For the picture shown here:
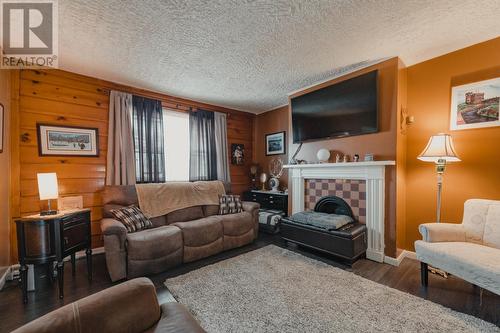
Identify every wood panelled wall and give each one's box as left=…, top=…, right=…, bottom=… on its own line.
left=10, top=69, right=254, bottom=262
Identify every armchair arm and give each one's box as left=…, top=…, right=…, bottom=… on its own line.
left=418, top=223, right=466, bottom=243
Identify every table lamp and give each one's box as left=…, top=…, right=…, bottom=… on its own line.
left=417, top=133, right=460, bottom=222
left=37, top=173, right=59, bottom=215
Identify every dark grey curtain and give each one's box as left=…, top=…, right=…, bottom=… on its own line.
left=189, top=110, right=217, bottom=181
left=132, top=96, right=165, bottom=183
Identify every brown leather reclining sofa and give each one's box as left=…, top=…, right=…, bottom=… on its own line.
left=101, top=185, right=259, bottom=282
left=12, top=278, right=206, bottom=333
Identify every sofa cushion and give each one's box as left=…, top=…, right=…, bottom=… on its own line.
left=103, top=185, right=138, bottom=217
left=148, top=303, right=206, bottom=333
left=220, top=211, right=253, bottom=236
left=167, top=206, right=204, bottom=224
left=150, top=215, right=167, bottom=228
left=110, top=206, right=152, bottom=233
left=203, top=205, right=220, bottom=217
left=127, top=225, right=182, bottom=260
left=484, top=204, right=500, bottom=250
left=173, top=216, right=223, bottom=247
left=415, top=240, right=500, bottom=295
left=462, top=199, right=491, bottom=244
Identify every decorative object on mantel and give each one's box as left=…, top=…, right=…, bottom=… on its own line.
left=450, top=77, right=500, bottom=131
left=259, top=172, right=268, bottom=191
left=37, top=173, right=59, bottom=215
left=353, top=154, right=360, bottom=162
left=231, top=143, right=244, bottom=165
left=249, top=164, right=259, bottom=189
left=342, top=155, right=349, bottom=163
left=0, top=103, right=3, bottom=153
left=289, top=142, right=305, bottom=164
left=335, top=154, right=341, bottom=163
left=268, top=157, right=284, bottom=192
left=364, top=153, right=374, bottom=161
left=418, top=133, right=461, bottom=223
left=37, top=123, right=99, bottom=157
left=316, top=149, right=330, bottom=163
left=265, top=131, right=286, bottom=156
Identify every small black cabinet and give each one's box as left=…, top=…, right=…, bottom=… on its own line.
left=243, top=190, right=288, bottom=213
left=16, top=209, right=92, bottom=303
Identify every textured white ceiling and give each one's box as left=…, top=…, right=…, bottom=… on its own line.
left=59, top=0, right=500, bottom=113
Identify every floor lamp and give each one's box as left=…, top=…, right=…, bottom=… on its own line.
left=417, top=133, right=460, bottom=223
left=417, top=133, right=461, bottom=223
left=418, top=134, right=460, bottom=277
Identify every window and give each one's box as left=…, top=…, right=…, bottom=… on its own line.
left=163, top=109, right=190, bottom=181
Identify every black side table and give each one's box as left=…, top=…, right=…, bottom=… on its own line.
left=16, top=209, right=92, bottom=303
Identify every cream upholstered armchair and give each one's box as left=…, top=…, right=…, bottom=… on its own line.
left=415, top=199, right=500, bottom=295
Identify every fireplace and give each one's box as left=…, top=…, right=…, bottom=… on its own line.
left=284, top=161, right=395, bottom=263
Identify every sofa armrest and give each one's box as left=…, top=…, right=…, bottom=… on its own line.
left=101, top=218, right=127, bottom=240
left=242, top=201, right=260, bottom=213
left=100, top=218, right=128, bottom=281
left=418, top=223, right=466, bottom=243
left=242, top=201, right=260, bottom=238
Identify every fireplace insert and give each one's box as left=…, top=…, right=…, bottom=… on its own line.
left=280, top=196, right=367, bottom=265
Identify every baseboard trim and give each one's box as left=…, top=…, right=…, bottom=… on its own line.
left=383, top=250, right=417, bottom=267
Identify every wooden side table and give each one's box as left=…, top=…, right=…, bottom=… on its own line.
left=16, top=209, right=92, bottom=303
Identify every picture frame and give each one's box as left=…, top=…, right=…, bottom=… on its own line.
left=265, top=131, right=286, bottom=156
left=0, top=103, right=3, bottom=153
left=231, top=143, right=245, bottom=165
left=450, top=77, right=500, bottom=131
left=37, top=123, right=99, bottom=157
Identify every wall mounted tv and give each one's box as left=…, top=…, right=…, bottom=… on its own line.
left=291, top=70, right=378, bottom=143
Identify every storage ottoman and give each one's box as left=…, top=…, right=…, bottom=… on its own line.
left=280, top=218, right=367, bottom=265
left=258, top=208, right=285, bottom=234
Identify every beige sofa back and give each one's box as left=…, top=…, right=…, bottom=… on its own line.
left=462, top=199, right=500, bottom=249
left=103, top=185, right=220, bottom=227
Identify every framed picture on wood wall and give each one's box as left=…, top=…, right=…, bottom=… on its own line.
left=0, top=103, right=3, bottom=153
left=231, top=143, right=244, bottom=165
left=450, top=77, right=500, bottom=130
left=265, top=131, right=286, bottom=156
left=37, top=124, right=99, bottom=157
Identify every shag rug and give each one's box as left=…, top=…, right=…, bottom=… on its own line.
left=165, top=245, right=499, bottom=332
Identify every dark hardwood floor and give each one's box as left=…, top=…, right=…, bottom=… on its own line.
left=1, top=232, right=499, bottom=332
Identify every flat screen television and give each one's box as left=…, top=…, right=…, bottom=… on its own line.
left=291, top=70, right=378, bottom=143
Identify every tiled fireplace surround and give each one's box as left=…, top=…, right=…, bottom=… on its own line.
left=285, top=161, right=395, bottom=263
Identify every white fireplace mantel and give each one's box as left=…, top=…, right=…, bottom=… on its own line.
left=284, top=161, right=395, bottom=263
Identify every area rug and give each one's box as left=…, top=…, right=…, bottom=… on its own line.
left=165, top=245, right=499, bottom=332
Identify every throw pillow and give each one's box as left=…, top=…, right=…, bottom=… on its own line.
left=219, top=195, right=243, bottom=215
left=110, top=205, right=153, bottom=233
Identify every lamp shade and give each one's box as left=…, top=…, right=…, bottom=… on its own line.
left=417, top=133, right=461, bottom=163
left=37, top=173, right=59, bottom=200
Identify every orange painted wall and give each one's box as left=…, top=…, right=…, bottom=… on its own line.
left=252, top=105, right=289, bottom=190
left=405, top=37, right=500, bottom=250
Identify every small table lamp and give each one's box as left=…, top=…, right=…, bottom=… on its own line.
left=37, top=173, right=59, bottom=216
left=418, top=133, right=460, bottom=222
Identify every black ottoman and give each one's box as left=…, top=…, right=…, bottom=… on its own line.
left=280, top=195, right=367, bottom=265
left=281, top=219, right=367, bottom=264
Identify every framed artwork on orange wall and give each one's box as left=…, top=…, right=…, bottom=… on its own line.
left=450, top=77, right=500, bottom=130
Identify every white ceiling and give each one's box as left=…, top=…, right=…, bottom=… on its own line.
left=59, top=0, right=500, bottom=114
